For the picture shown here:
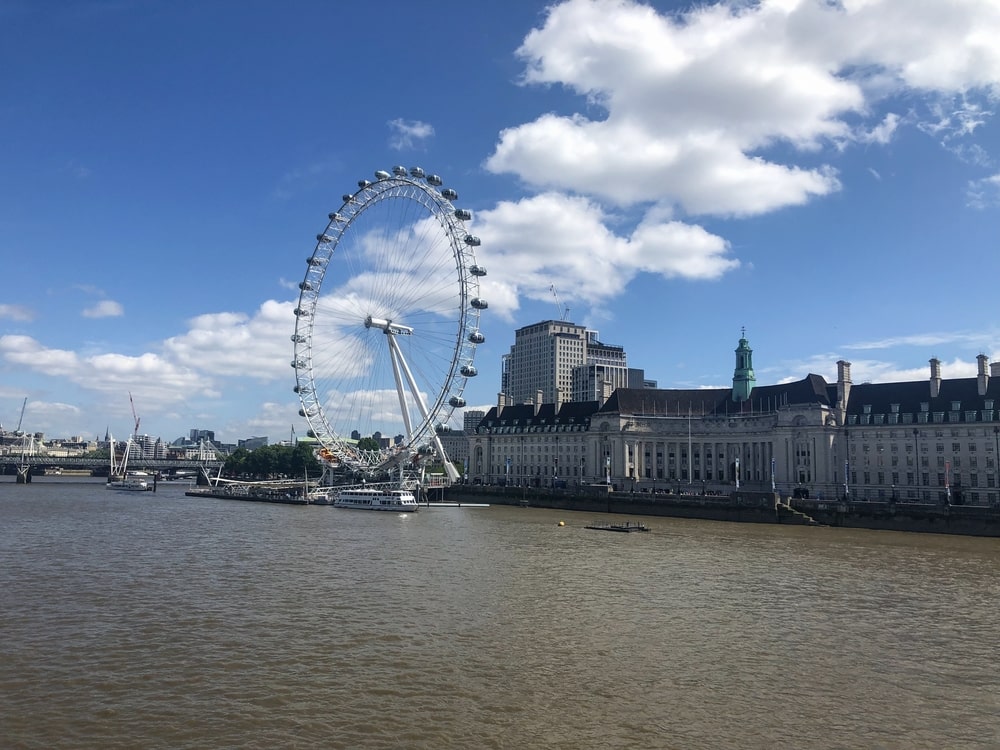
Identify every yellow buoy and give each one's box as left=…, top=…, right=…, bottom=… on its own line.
left=558, top=520, right=565, bottom=526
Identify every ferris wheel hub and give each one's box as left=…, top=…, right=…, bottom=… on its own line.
left=365, top=315, right=414, bottom=335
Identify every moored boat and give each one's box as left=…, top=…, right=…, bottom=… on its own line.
left=333, top=487, right=419, bottom=512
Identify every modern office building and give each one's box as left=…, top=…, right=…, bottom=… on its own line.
left=469, top=334, right=1000, bottom=506
left=463, top=410, right=485, bottom=433
left=502, top=320, right=589, bottom=406
left=501, top=320, right=647, bottom=406
left=238, top=436, right=268, bottom=450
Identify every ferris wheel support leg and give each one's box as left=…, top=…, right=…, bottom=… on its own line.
left=386, top=334, right=460, bottom=485
left=386, top=332, right=416, bottom=441
left=430, top=432, right=461, bottom=484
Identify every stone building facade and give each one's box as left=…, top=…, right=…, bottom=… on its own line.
left=468, top=336, right=1000, bottom=506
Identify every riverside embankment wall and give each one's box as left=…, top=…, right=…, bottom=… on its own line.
left=445, top=486, right=1000, bottom=537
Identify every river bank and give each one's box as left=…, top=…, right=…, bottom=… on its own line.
left=444, top=485, right=1000, bottom=537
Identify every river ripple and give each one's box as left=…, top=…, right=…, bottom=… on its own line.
left=1, top=478, right=998, bottom=749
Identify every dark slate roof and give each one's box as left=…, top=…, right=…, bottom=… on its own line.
left=598, top=374, right=833, bottom=416
left=477, top=400, right=602, bottom=428
left=845, top=376, right=1000, bottom=420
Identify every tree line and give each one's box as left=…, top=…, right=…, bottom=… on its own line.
left=223, top=443, right=322, bottom=479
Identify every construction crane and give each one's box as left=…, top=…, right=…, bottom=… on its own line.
left=13, top=397, right=27, bottom=436
left=129, top=392, right=140, bottom=437
left=549, top=284, right=570, bottom=321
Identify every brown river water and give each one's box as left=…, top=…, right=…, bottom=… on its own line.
left=1, top=478, right=998, bottom=749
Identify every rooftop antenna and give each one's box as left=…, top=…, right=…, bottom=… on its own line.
left=549, top=284, right=570, bottom=321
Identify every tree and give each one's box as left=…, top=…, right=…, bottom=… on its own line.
left=357, top=436, right=380, bottom=452
left=222, top=444, right=321, bottom=480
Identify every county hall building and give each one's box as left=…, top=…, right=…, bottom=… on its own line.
left=468, top=329, right=1000, bottom=506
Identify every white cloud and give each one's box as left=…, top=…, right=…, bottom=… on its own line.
left=162, top=299, right=295, bottom=380
left=487, top=0, right=1000, bottom=219
left=0, top=303, right=34, bottom=322
left=858, top=112, right=900, bottom=145
left=387, top=118, right=434, bottom=150
left=0, top=334, right=213, bottom=414
left=845, top=329, right=1000, bottom=352
left=967, top=173, right=1000, bottom=209
left=224, top=401, right=301, bottom=444
left=473, top=192, right=737, bottom=321
left=82, top=299, right=123, bottom=318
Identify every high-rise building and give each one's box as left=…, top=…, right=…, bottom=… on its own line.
left=502, top=320, right=644, bottom=406
left=503, top=320, right=589, bottom=406
left=570, top=331, right=646, bottom=402
left=463, top=410, right=485, bottom=432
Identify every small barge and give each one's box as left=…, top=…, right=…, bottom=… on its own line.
left=585, top=521, right=649, bottom=533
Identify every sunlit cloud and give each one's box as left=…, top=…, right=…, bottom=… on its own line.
left=387, top=118, right=434, bottom=150
left=967, top=173, right=1000, bottom=209
left=82, top=299, right=124, bottom=318
left=0, top=303, right=34, bottom=322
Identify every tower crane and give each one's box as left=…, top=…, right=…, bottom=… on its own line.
left=549, top=284, right=570, bottom=321
left=129, top=392, right=140, bottom=437
left=14, top=397, right=27, bottom=436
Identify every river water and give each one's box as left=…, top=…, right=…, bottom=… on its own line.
left=1, top=478, right=998, bottom=749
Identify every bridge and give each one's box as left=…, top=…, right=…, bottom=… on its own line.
left=0, top=455, right=224, bottom=479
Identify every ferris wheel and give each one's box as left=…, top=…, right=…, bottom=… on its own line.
left=292, top=166, right=487, bottom=482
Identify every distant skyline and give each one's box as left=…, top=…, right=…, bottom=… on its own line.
left=2, top=0, right=999, bottom=442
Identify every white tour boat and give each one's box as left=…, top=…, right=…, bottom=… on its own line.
left=333, top=487, right=420, bottom=512
left=107, top=470, right=152, bottom=492
left=106, top=429, right=153, bottom=492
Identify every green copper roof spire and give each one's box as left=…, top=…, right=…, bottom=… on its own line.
left=732, top=327, right=755, bottom=402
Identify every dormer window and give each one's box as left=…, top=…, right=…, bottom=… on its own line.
left=951, top=401, right=961, bottom=411
left=890, top=403, right=900, bottom=413
left=863, top=404, right=872, bottom=414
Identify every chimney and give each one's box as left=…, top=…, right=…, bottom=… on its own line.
left=929, top=358, right=942, bottom=399
left=836, top=360, right=852, bottom=415
left=977, top=354, right=989, bottom=396
left=534, top=389, right=543, bottom=416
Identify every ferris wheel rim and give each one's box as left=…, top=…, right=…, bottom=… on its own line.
left=291, top=167, right=485, bottom=476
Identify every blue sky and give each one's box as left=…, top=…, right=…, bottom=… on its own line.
left=2, top=0, right=999, bottom=444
